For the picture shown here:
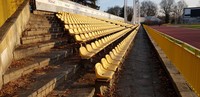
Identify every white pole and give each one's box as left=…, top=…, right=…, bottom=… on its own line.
left=132, top=0, right=136, bottom=24
left=138, top=1, right=140, bottom=24
left=124, top=0, right=127, bottom=22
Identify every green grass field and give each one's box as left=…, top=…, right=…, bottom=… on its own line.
left=181, top=25, right=200, bottom=29
left=165, top=24, right=200, bottom=29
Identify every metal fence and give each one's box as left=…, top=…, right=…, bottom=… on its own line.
left=0, top=0, right=24, bottom=27
left=144, top=25, right=200, bottom=96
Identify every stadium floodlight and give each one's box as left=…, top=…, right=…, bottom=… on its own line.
left=124, top=0, right=127, bottom=22
left=132, top=0, right=140, bottom=24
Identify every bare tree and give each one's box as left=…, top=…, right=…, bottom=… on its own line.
left=106, top=6, right=121, bottom=16
left=160, top=0, right=175, bottom=23
left=140, top=0, right=158, bottom=17
left=173, top=0, right=188, bottom=23
left=126, top=6, right=133, bottom=21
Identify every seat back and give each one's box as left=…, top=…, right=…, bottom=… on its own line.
left=105, top=54, right=113, bottom=64
left=75, top=35, right=82, bottom=41
left=79, top=46, right=88, bottom=55
left=91, top=42, right=98, bottom=50
left=86, top=44, right=94, bottom=53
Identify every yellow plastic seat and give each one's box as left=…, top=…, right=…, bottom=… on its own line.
left=69, top=25, right=73, bottom=28
left=101, top=58, right=117, bottom=71
left=75, top=35, right=82, bottom=42
left=115, top=47, right=126, bottom=56
left=95, top=41, right=101, bottom=47
left=105, top=55, right=120, bottom=65
left=79, top=47, right=93, bottom=59
left=117, top=44, right=126, bottom=51
left=80, top=34, right=86, bottom=41
left=69, top=28, right=79, bottom=35
left=77, top=28, right=82, bottom=34
left=79, top=28, right=85, bottom=33
left=68, top=29, right=75, bottom=34
left=91, top=42, right=98, bottom=50
left=95, top=63, right=114, bottom=80
left=98, top=40, right=104, bottom=47
left=85, top=28, right=89, bottom=32
left=112, top=49, right=123, bottom=57
left=102, top=38, right=107, bottom=44
left=65, top=25, right=70, bottom=29
left=91, top=32, right=96, bottom=38
left=103, top=36, right=107, bottom=41
left=94, top=32, right=98, bottom=37
left=88, top=33, right=93, bottom=38
left=109, top=52, right=121, bottom=61
left=86, top=44, right=96, bottom=53
left=85, top=33, right=90, bottom=40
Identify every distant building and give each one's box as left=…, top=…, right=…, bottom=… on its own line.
left=140, top=17, right=145, bottom=23
left=183, top=7, right=200, bottom=24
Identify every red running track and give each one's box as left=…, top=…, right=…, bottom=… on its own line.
left=151, top=26, right=200, bottom=49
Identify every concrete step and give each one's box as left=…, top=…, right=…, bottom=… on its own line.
left=21, top=32, right=65, bottom=44
left=0, top=55, right=81, bottom=97
left=28, top=15, right=60, bottom=26
left=48, top=71, right=96, bottom=97
left=29, top=17, right=60, bottom=24
left=23, top=28, right=64, bottom=36
left=28, top=20, right=60, bottom=25
left=28, top=27, right=63, bottom=32
left=29, top=14, right=57, bottom=22
left=14, top=38, right=68, bottom=60
left=26, top=23, right=63, bottom=29
left=3, top=50, right=71, bottom=85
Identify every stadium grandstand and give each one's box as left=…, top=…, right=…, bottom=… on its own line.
left=0, top=0, right=199, bottom=97
left=183, top=7, right=200, bottom=24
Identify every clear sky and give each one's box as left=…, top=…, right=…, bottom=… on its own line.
left=98, top=0, right=199, bottom=11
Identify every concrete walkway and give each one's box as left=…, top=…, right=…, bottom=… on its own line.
left=112, top=27, right=177, bottom=97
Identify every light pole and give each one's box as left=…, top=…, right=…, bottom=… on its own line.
left=132, top=0, right=140, bottom=24
left=133, top=0, right=136, bottom=24
left=124, top=0, right=127, bottom=22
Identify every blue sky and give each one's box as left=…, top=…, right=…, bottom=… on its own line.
left=98, top=0, right=199, bottom=11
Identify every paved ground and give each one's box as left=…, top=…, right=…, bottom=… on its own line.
left=151, top=25, right=200, bottom=49
left=111, top=27, right=178, bottom=97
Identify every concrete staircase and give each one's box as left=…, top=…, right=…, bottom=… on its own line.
left=0, top=12, right=82, bottom=97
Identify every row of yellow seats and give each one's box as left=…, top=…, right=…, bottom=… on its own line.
left=65, top=24, right=93, bottom=29
left=94, top=17, right=132, bottom=27
left=62, top=17, right=99, bottom=24
left=79, top=28, right=133, bottom=59
left=57, top=13, right=105, bottom=25
left=69, top=25, right=120, bottom=35
left=57, top=13, right=93, bottom=24
left=57, top=15, right=84, bottom=24
left=63, top=14, right=104, bottom=23
left=65, top=23, right=114, bottom=29
left=58, top=12, right=128, bottom=27
left=75, top=27, right=126, bottom=42
left=61, top=17, right=106, bottom=25
left=57, top=12, right=84, bottom=20
left=95, top=26, right=139, bottom=81
left=57, top=12, right=126, bottom=28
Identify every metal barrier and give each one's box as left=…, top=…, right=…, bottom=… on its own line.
left=144, top=25, right=200, bottom=96
left=0, top=0, right=24, bottom=27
